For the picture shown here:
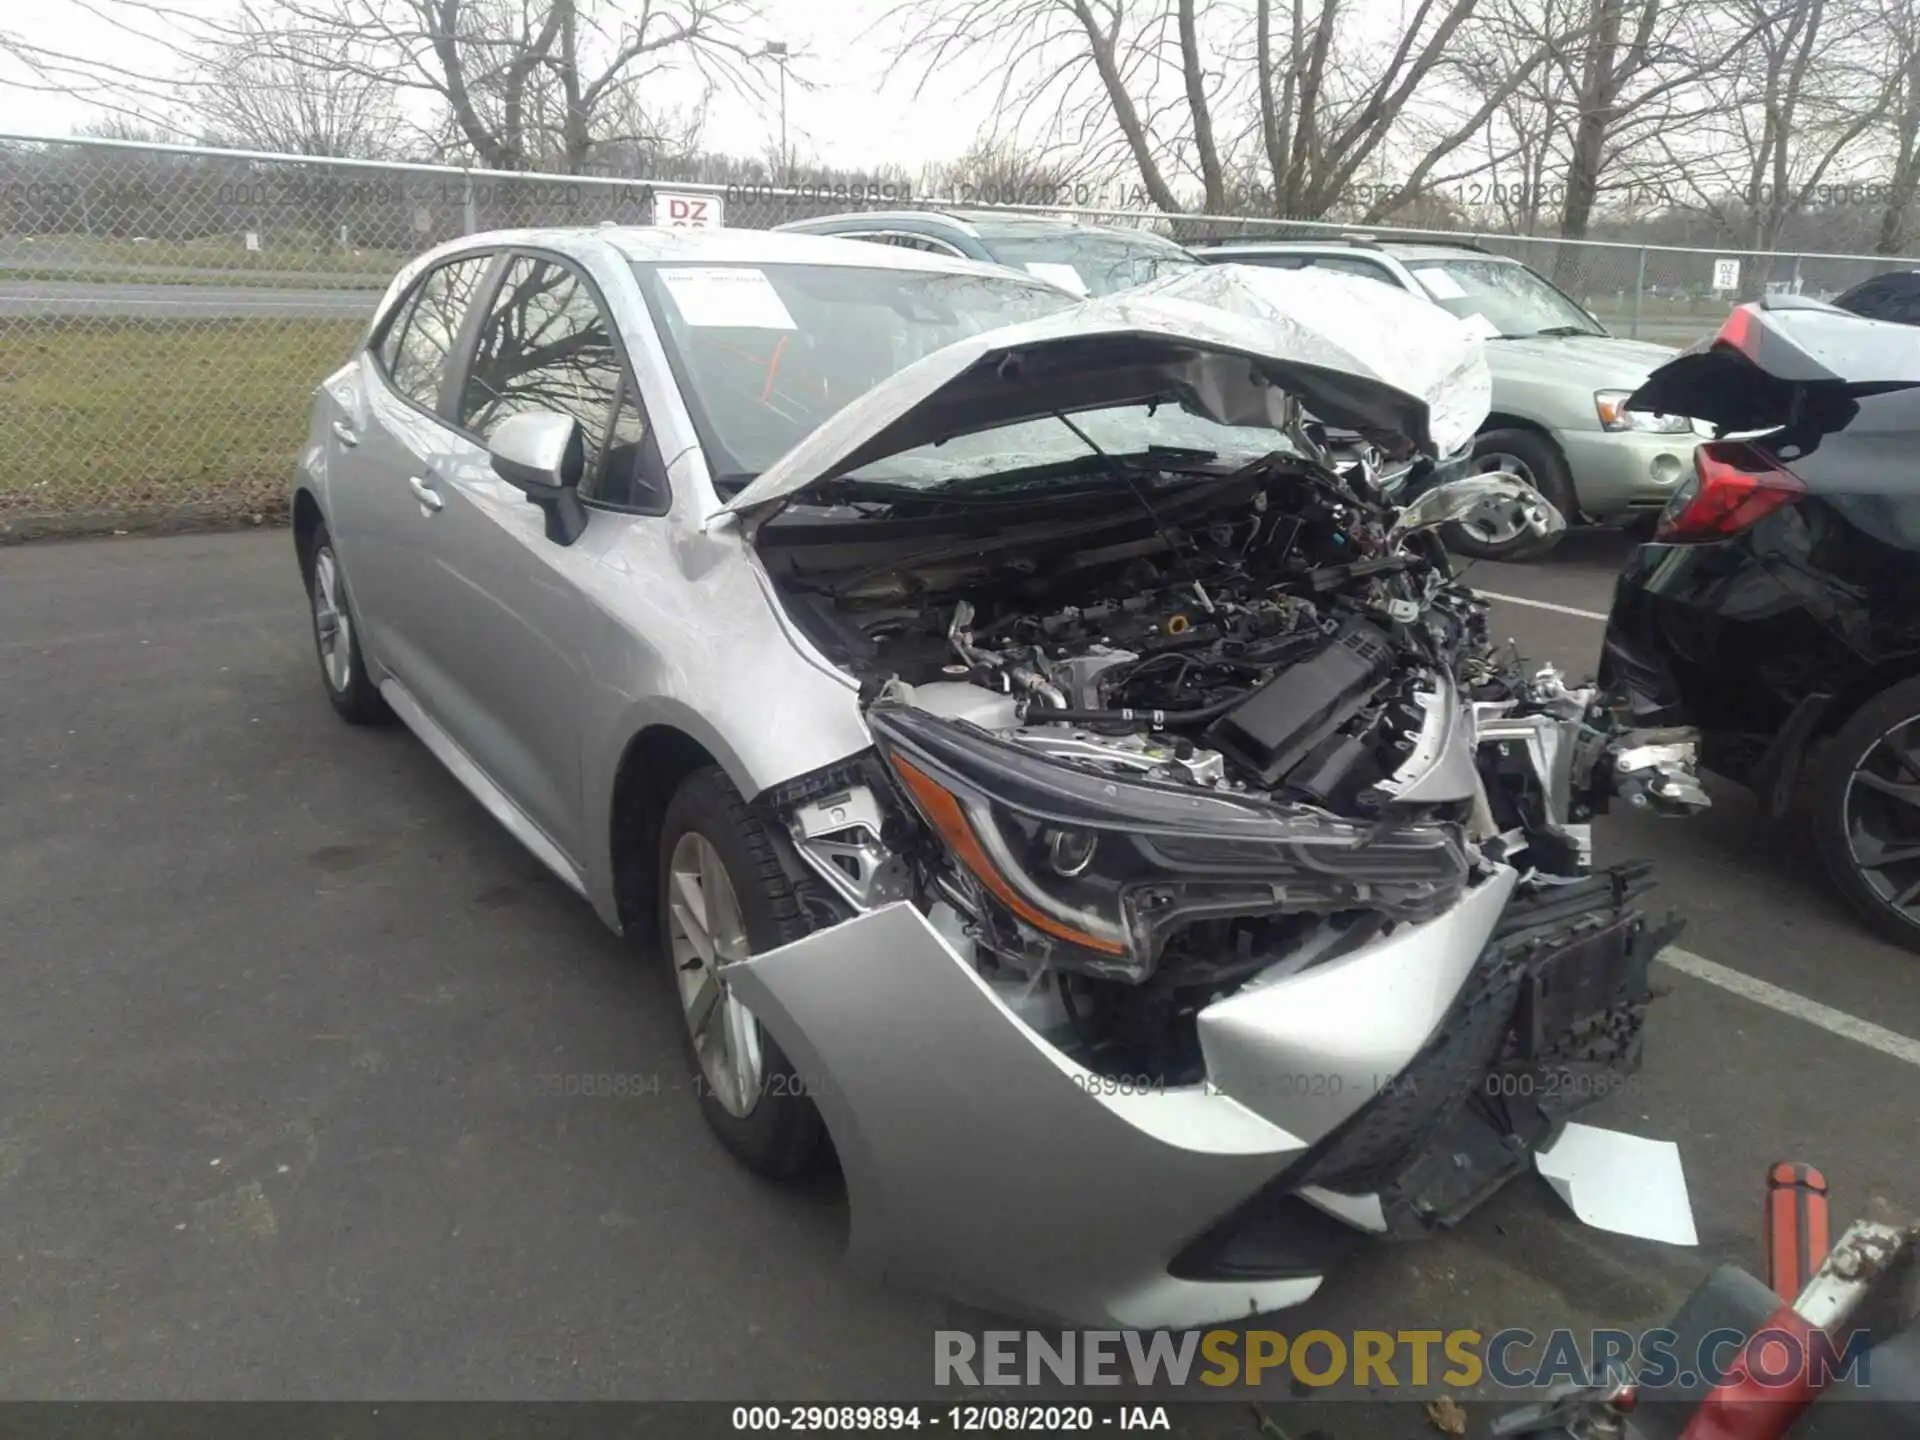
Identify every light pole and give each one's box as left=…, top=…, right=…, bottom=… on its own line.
left=760, top=40, right=789, bottom=185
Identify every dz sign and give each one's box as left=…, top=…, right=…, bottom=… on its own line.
left=1712, top=257, right=1741, bottom=292
left=654, top=191, right=724, bottom=229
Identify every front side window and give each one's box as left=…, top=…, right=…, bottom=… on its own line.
left=632, top=261, right=1075, bottom=486
left=383, top=253, right=493, bottom=410
left=459, top=255, right=665, bottom=508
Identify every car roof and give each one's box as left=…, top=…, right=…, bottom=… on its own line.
left=1196, top=238, right=1504, bottom=263
left=412, top=224, right=1015, bottom=276
left=776, top=209, right=1185, bottom=246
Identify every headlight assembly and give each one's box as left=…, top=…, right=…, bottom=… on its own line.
left=869, top=704, right=1471, bottom=984
left=1595, top=390, right=1693, bottom=434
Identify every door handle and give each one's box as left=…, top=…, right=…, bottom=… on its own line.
left=408, top=475, right=445, bottom=512
left=331, top=421, right=359, bottom=448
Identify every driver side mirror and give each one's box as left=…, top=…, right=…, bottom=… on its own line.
left=489, top=410, right=589, bottom=546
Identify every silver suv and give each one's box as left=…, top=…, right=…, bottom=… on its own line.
left=1194, top=237, right=1696, bottom=559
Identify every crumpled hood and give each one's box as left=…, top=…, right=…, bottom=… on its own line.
left=718, top=264, right=1492, bottom=517
left=1482, top=332, right=1676, bottom=388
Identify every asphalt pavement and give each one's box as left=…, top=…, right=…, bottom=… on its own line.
left=2, top=529, right=1916, bottom=1427
left=0, top=279, right=380, bottom=319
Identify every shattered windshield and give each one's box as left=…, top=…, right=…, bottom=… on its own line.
left=632, top=261, right=1077, bottom=483
left=1406, top=258, right=1603, bottom=338
left=983, top=230, right=1201, bottom=298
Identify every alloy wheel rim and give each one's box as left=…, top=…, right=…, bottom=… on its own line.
left=1842, top=715, right=1920, bottom=928
left=312, top=548, right=353, bottom=693
left=666, top=831, right=764, bottom=1118
left=1459, top=453, right=1539, bottom=546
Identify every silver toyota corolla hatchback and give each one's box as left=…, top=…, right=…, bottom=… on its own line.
left=294, top=228, right=1701, bottom=1327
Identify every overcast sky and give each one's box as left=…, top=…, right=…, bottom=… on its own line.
left=0, top=0, right=1004, bottom=173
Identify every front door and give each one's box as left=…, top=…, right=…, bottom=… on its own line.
left=398, top=252, right=664, bottom=870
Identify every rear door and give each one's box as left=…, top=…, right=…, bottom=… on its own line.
left=327, top=250, right=500, bottom=690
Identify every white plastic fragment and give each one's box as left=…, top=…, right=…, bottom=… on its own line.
left=1534, top=1121, right=1698, bottom=1246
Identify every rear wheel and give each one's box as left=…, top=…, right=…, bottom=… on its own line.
left=307, top=522, right=388, bottom=725
left=656, top=766, right=827, bottom=1178
left=1811, top=677, right=1920, bottom=954
left=1443, top=428, right=1577, bottom=562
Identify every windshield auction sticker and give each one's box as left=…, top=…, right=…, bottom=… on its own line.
left=658, top=267, right=797, bottom=330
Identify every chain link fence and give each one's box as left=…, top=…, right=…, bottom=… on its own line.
left=3, top=132, right=1914, bottom=538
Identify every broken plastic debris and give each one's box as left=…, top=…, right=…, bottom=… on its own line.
left=1425, top=1395, right=1468, bottom=1435
left=1534, top=1121, right=1698, bottom=1246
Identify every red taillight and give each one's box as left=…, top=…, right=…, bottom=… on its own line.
left=1654, top=442, right=1805, bottom=542
left=1717, top=302, right=1757, bottom=353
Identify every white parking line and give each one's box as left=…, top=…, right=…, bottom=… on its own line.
left=1660, top=946, right=1920, bottom=1068
left=1475, top=589, right=1609, bottom=622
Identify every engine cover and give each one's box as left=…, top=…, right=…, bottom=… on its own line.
left=1207, top=617, right=1395, bottom=785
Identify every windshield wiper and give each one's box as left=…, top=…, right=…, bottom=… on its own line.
left=1531, top=324, right=1602, bottom=337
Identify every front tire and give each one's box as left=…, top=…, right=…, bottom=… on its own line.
left=1443, top=428, right=1577, bottom=562
left=306, top=522, right=388, bottom=725
left=656, top=766, right=827, bottom=1178
left=1811, top=677, right=1920, bottom=954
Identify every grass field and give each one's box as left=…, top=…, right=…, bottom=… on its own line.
left=0, top=316, right=360, bottom=532
left=0, top=234, right=405, bottom=292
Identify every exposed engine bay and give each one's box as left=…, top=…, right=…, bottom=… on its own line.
left=684, top=270, right=1723, bottom=1320
left=750, top=440, right=1699, bottom=1092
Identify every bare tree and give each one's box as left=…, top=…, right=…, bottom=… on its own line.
left=2, top=0, right=766, bottom=174
left=199, top=13, right=403, bottom=156
left=1871, top=0, right=1920, bottom=253
left=1662, top=0, right=1891, bottom=258
left=1439, top=0, right=1767, bottom=240
left=887, top=0, right=1590, bottom=221
left=258, top=0, right=770, bottom=172
left=920, top=137, right=1088, bottom=201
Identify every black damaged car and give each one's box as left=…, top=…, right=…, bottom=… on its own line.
left=1600, top=294, right=1920, bottom=952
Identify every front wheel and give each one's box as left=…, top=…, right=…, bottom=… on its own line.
left=1442, top=429, right=1577, bottom=562
left=656, top=766, right=828, bottom=1178
left=1811, top=677, right=1920, bottom=954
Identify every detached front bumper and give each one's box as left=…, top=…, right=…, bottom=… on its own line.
left=724, top=860, right=1676, bottom=1328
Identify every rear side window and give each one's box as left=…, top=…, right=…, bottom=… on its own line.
left=460, top=255, right=667, bottom=511
left=380, top=254, right=494, bottom=410
left=1834, top=273, right=1920, bottom=325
